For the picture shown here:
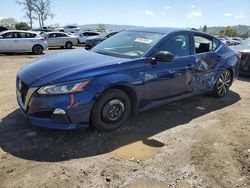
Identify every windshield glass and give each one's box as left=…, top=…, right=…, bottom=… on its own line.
left=242, top=38, right=250, bottom=46
left=92, top=31, right=164, bottom=58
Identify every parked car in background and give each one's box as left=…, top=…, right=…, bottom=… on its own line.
left=233, top=38, right=250, bottom=76
left=218, top=37, right=228, bottom=45
left=16, top=28, right=239, bottom=131
left=30, top=28, right=53, bottom=34
left=227, top=37, right=243, bottom=46
left=0, top=30, right=47, bottom=55
left=0, top=26, right=8, bottom=32
left=76, top=31, right=100, bottom=44
left=57, top=25, right=81, bottom=33
left=85, top=31, right=119, bottom=49
left=41, top=32, right=78, bottom=49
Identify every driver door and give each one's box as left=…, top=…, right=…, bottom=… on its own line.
left=145, top=33, right=195, bottom=100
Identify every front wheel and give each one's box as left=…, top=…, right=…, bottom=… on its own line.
left=91, top=89, right=131, bottom=131
left=213, top=69, right=232, bottom=98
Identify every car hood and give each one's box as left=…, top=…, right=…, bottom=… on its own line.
left=18, top=49, right=130, bottom=87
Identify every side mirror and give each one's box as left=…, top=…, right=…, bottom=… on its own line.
left=154, top=51, right=175, bottom=62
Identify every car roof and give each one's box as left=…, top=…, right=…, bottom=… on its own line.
left=45, top=32, right=68, bottom=34
left=0, top=30, right=38, bottom=35
left=127, top=27, right=207, bottom=35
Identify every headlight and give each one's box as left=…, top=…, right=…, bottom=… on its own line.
left=37, top=80, right=90, bottom=95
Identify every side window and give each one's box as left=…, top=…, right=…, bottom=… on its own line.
left=194, top=35, right=213, bottom=54
left=17, top=32, right=36, bottom=38
left=90, top=33, right=99, bottom=36
left=56, top=33, right=67, bottom=37
left=2, top=32, right=14, bottom=38
left=48, top=33, right=56, bottom=38
left=157, top=34, right=190, bottom=57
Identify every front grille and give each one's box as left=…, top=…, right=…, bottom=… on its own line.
left=21, top=82, right=29, bottom=103
left=17, top=77, right=29, bottom=104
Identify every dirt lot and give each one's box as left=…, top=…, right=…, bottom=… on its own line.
left=0, top=48, right=249, bottom=188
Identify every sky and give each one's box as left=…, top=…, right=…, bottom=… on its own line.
left=0, top=0, right=249, bottom=28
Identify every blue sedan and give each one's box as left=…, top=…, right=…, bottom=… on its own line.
left=16, top=28, right=240, bottom=131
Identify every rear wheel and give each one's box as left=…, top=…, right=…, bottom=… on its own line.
left=65, top=41, right=73, bottom=49
left=91, top=89, right=131, bottom=131
left=213, top=69, right=232, bottom=98
left=32, top=45, right=43, bottom=55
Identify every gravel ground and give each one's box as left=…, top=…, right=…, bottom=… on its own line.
left=0, top=48, right=249, bottom=188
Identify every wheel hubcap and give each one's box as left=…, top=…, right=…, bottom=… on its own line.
left=34, top=46, right=42, bottom=54
left=217, top=70, right=231, bottom=96
left=102, top=99, right=125, bottom=123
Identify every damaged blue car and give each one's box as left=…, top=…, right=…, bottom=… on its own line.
left=16, top=28, right=240, bottom=131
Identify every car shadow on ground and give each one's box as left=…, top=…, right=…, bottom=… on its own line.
left=238, top=75, right=250, bottom=82
left=0, top=91, right=241, bottom=162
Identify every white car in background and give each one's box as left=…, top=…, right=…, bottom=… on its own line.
left=0, top=30, right=48, bottom=55
left=57, top=25, right=81, bottom=33
left=76, top=31, right=100, bottom=44
left=42, top=32, right=78, bottom=49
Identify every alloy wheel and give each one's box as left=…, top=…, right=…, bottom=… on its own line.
left=216, top=70, right=231, bottom=96
left=33, top=45, right=43, bottom=55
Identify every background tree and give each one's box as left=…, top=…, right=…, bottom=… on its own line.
left=0, top=18, right=18, bottom=29
left=15, top=22, right=30, bottom=30
left=17, top=0, right=36, bottom=29
left=224, top=26, right=238, bottom=37
left=97, top=23, right=106, bottom=32
left=202, top=25, right=207, bottom=33
left=219, top=30, right=224, bottom=36
left=34, top=0, right=54, bottom=27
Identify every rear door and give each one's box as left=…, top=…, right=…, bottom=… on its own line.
left=191, top=33, right=221, bottom=91
left=46, top=33, right=57, bottom=47
left=145, top=32, right=195, bottom=100
left=56, top=33, right=68, bottom=46
left=14, top=32, right=36, bottom=51
left=0, top=32, right=16, bottom=51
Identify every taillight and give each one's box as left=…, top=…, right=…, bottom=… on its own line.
left=40, top=37, right=45, bottom=41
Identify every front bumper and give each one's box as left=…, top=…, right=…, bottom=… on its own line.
left=239, top=52, right=250, bottom=76
left=17, top=85, right=94, bottom=130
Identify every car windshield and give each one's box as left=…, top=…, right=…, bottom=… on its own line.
left=242, top=38, right=250, bottom=46
left=92, top=31, right=164, bottom=58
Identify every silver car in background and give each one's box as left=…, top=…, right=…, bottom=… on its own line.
left=0, top=30, right=48, bottom=55
left=42, top=32, right=78, bottom=49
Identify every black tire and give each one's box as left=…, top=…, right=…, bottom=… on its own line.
left=32, top=45, right=43, bottom=55
left=91, top=89, right=131, bottom=131
left=213, top=69, right=232, bottom=98
left=65, top=41, right=73, bottom=49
